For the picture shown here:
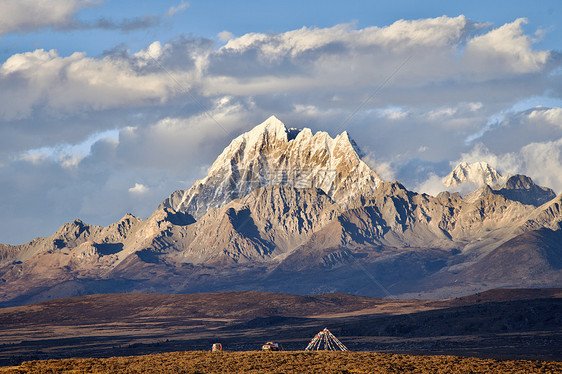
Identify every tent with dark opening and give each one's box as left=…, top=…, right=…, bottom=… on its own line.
left=305, top=328, right=348, bottom=351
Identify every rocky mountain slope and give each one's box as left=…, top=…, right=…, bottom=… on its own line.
left=1, top=116, right=561, bottom=306
left=493, top=174, right=556, bottom=207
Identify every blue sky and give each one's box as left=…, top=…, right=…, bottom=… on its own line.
left=1, top=0, right=562, bottom=244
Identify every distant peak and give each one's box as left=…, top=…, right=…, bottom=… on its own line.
left=443, top=161, right=503, bottom=188
left=503, top=174, right=535, bottom=189
left=456, top=161, right=491, bottom=171
left=494, top=174, right=556, bottom=206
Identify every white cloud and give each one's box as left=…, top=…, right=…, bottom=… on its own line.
left=528, top=107, right=562, bottom=127
left=377, top=106, right=408, bottom=120
left=166, top=1, right=189, bottom=17
left=129, top=183, right=149, bottom=195
left=363, top=153, right=396, bottom=182
left=520, top=138, right=562, bottom=193
left=0, top=0, right=89, bottom=36
left=112, top=96, right=256, bottom=175
left=468, top=102, right=484, bottom=111
left=415, top=173, right=447, bottom=196
left=465, top=98, right=562, bottom=145
left=427, top=102, right=482, bottom=121
left=17, top=150, right=48, bottom=165
left=427, top=107, right=457, bottom=120
left=133, top=41, right=165, bottom=62
left=218, top=31, right=234, bottom=42
left=221, top=16, right=472, bottom=56
left=464, top=18, right=550, bottom=74
left=14, top=129, right=119, bottom=168
left=202, top=16, right=553, bottom=103
left=0, top=48, right=181, bottom=119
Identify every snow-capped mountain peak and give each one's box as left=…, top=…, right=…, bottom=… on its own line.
left=242, top=115, right=291, bottom=142
left=443, top=161, right=504, bottom=188
left=160, top=116, right=382, bottom=219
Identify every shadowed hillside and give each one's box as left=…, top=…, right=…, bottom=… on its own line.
left=0, top=289, right=560, bottom=366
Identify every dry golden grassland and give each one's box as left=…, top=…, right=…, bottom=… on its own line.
left=1, top=351, right=561, bottom=374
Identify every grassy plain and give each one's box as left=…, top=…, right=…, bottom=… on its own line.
left=2, top=351, right=561, bottom=374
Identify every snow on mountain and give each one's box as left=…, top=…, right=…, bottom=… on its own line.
left=160, top=115, right=382, bottom=219
left=443, top=161, right=504, bottom=189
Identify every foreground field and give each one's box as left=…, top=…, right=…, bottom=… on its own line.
left=2, top=351, right=561, bottom=374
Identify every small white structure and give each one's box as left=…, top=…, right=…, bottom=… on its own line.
left=305, top=328, right=348, bottom=351
left=262, top=341, right=280, bottom=351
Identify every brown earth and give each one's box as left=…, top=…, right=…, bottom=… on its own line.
left=0, top=289, right=561, bottom=367
left=2, top=351, right=561, bottom=374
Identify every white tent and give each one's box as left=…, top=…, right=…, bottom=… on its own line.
left=305, top=328, right=348, bottom=351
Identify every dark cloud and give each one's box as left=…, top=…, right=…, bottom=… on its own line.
left=59, top=15, right=162, bottom=32
left=0, top=1, right=164, bottom=36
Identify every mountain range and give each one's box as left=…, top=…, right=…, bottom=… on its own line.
left=1, top=116, right=561, bottom=306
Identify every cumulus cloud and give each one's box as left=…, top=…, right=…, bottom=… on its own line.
left=464, top=18, right=550, bottom=74
left=220, top=16, right=472, bottom=56
left=0, top=37, right=211, bottom=120
left=415, top=173, right=448, bottom=196
left=0, top=16, right=554, bottom=124
left=528, top=107, right=562, bottom=127
left=0, top=49, right=170, bottom=119
left=205, top=16, right=551, bottom=98
left=520, top=138, right=562, bottom=193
